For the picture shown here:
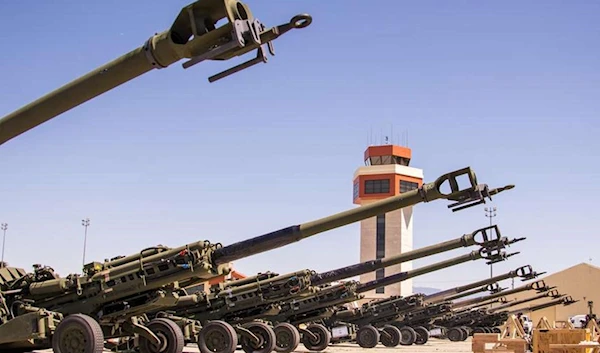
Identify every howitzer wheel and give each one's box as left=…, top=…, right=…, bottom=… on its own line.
left=198, top=321, right=238, bottom=353
left=51, top=314, right=104, bottom=353
left=398, top=326, right=417, bottom=346
left=273, top=323, right=300, bottom=353
left=301, top=324, right=331, bottom=351
left=458, top=327, right=469, bottom=341
left=356, top=325, right=379, bottom=348
left=239, top=322, right=276, bottom=353
left=472, top=327, right=486, bottom=334
left=413, top=326, right=429, bottom=345
left=491, top=327, right=501, bottom=334
left=446, top=327, right=463, bottom=342
left=139, top=318, right=184, bottom=353
left=379, top=325, right=401, bottom=347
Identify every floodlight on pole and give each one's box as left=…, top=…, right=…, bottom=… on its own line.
left=82, top=218, right=90, bottom=267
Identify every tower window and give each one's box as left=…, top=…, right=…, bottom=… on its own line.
left=353, top=180, right=359, bottom=200
left=365, top=179, right=390, bottom=194
left=399, top=180, right=419, bottom=193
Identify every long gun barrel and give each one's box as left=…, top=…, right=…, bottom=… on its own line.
left=508, top=296, right=577, bottom=315
left=0, top=0, right=312, bottom=146
left=425, top=265, right=542, bottom=303
left=310, top=224, right=522, bottom=286
left=452, top=280, right=550, bottom=309
left=442, top=283, right=503, bottom=302
left=213, top=167, right=514, bottom=265
left=355, top=248, right=514, bottom=294
left=490, top=290, right=563, bottom=312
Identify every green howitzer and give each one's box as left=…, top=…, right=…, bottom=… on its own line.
left=431, top=280, right=553, bottom=342
left=161, top=222, right=517, bottom=353
left=507, top=296, right=577, bottom=316
left=489, top=289, right=564, bottom=313
left=0, top=167, right=512, bottom=353
left=425, top=265, right=543, bottom=304
left=0, top=0, right=313, bottom=146
left=451, top=279, right=551, bottom=309
left=469, top=290, right=565, bottom=329
left=319, top=247, right=515, bottom=349
left=261, top=242, right=516, bottom=351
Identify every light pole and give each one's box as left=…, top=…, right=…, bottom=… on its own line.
left=82, top=218, right=90, bottom=267
left=484, top=207, right=497, bottom=278
left=1, top=223, right=7, bottom=267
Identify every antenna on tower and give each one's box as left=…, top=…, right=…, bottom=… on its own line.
left=385, top=136, right=389, bottom=144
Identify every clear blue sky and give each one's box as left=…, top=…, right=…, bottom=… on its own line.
left=0, top=0, right=598, bottom=291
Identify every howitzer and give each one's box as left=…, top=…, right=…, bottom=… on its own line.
left=0, top=167, right=513, bottom=353
left=166, top=223, right=517, bottom=353
left=452, top=279, right=551, bottom=309
left=432, top=283, right=555, bottom=342
left=508, top=296, right=578, bottom=316
left=425, top=265, right=542, bottom=303
left=490, top=289, right=563, bottom=313
left=0, top=0, right=313, bottom=146
left=313, top=246, right=515, bottom=349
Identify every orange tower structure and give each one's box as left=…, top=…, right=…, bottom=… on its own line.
left=353, top=144, right=424, bottom=299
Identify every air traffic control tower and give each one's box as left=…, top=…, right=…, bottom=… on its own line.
left=353, top=144, right=423, bottom=299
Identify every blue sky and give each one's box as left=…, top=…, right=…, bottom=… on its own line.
left=0, top=0, right=598, bottom=291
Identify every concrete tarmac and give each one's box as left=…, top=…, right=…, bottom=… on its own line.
left=32, top=338, right=473, bottom=353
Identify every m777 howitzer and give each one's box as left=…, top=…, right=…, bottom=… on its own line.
left=507, top=296, right=578, bottom=316
left=311, top=245, right=518, bottom=350
left=161, top=223, right=518, bottom=353
left=0, top=0, right=313, bottom=146
left=425, top=265, right=543, bottom=304
left=469, top=290, right=564, bottom=329
left=0, top=167, right=513, bottom=353
left=432, top=280, right=552, bottom=342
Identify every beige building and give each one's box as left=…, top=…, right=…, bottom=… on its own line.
left=353, top=145, right=423, bottom=300
left=504, top=263, right=600, bottom=323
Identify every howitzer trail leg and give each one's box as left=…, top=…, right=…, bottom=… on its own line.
left=301, top=324, right=330, bottom=352
left=138, top=318, right=184, bottom=353
left=413, top=326, right=429, bottom=345
left=356, top=325, right=379, bottom=348
left=51, top=314, right=104, bottom=353
left=273, top=323, right=300, bottom=353
left=198, top=321, right=237, bottom=353
left=379, top=325, right=401, bottom=347
left=239, top=322, right=276, bottom=353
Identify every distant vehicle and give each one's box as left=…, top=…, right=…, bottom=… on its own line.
left=521, top=315, right=533, bottom=334
left=570, top=314, right=588, bottom=328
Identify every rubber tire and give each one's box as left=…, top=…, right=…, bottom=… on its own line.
left=353, top=325, right=378, bottom=348
left=492, top=327, right=501, bottom=334
left=459, top=327, right=469, bottom=341
left=447, top=327, right=463, bottom=342
left=240, top=321, right=277, bottom=353
left=301, top=324, right=331, bottom=351
left=198, top=320, right=238, bottom=353
left=52, top=314, right=104, bottom=353
left=398, top=326, right=417, bottom=346
left=472, top=327, right=486, bottom=335
left=413, top=326, right=429, bottom=345
left=380, top=325, right=401, bottom=347
left=274, top=323, right=300, bottom=353
left=138, top=318, right=185, bottom=353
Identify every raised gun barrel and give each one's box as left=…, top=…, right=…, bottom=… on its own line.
left=442, top=283, right=503, bottom=302
left=452, top=279, right=550, bottom=309
left=213, top=167, right=514, bottom=265
left=355, top=248, right=514, bottom=293
left=489, top=289, right=563, bottom=313
left=425, top=265, right=542, bottom=303
left=508, top=296, right=577, bottom=315
left=0, top=0, right=312, bottom=146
